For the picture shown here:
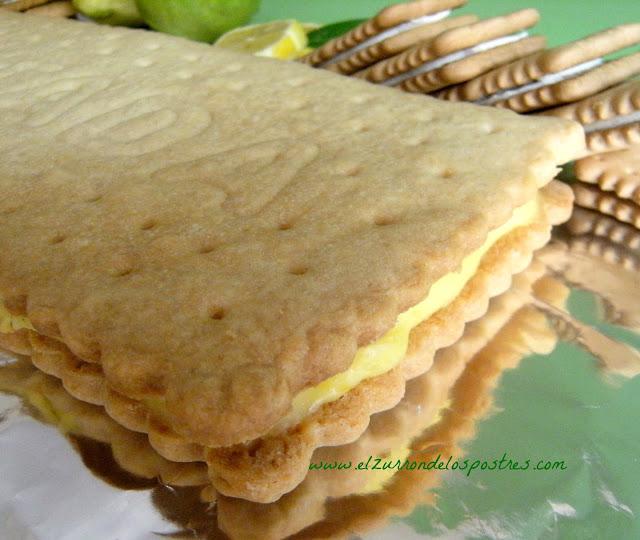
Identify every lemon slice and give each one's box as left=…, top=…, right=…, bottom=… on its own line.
left=302, top=22, right=321, bottom=33
left=214, top=20, right=308, bottom=60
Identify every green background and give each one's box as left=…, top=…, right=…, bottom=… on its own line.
left=253, top=1, right=640, bottom=539
left=255, top=0, right=639, bottom=46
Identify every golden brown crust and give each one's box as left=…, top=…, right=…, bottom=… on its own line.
left=437, top=26, right=640, bottom=105
left=575, top=147, right=640, bottom=204
left=0, top=11, right=583, bottom=450
left=540, top=81, right=640, bottom=151
left=587, top=123, right=640, bottom=154
left=541, top=80, right=640, bottom=124
left=357, top=10, right=539, bottom=84
left=398, top=35, right=545, bottom=94
left=551, top=53, right=640, bottom=104
left=299, top=0, right=466, bottom=68
left=330, top=14, right=478, bottom=75
left=431, top=9, right=538, bottom=57
left=541, top=24, right=640, bottom=72
left=375, top=0, right=465, bottom=29
left=494, top=54, right=640, bottom=112
left=437, top=50, right=541, bottom=102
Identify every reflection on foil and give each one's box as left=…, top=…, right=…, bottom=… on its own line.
left=69, top=435, right=157, bottom=491
left=0, top=228, right=639, bottom=539
left=545, top=228, right=640, bottom=332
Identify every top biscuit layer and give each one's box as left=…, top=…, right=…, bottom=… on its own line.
left=0, top=11, right=584, bottom=447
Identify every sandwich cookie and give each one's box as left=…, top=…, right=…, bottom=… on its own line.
left=438, top=25, right=640, bottom=112
left=299, top=0, right=466, bottom=74
left=574, top=146, right=640, bottom=205
left=355, top=9, right=543, bottom=94
left=0, top=10, right=584, bottom=503
left=541, top=80, right=640, bottom=154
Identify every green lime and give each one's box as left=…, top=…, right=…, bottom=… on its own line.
left=134, top=0, right=261, bottom=43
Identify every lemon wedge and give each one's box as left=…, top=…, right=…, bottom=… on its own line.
left=214, top=20, right=308, bottom=60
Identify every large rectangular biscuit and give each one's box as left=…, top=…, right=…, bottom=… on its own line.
left=0, top=9, right=583, bottom=462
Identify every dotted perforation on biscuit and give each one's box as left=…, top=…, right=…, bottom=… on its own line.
left=182, top=188, right=567, bottom=501
left=206, top=220, right=549, bottom=502
left=7, top=201, right=559, bottom=503
left=0, top=11, right=584, bottom=486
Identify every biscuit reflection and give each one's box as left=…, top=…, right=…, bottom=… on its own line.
left=540, top=222, right=640, bottom=378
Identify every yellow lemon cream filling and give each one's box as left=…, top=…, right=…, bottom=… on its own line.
left=0, top=196, right=538, bottom=432
left=277, top=195, right=539, bottom=429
